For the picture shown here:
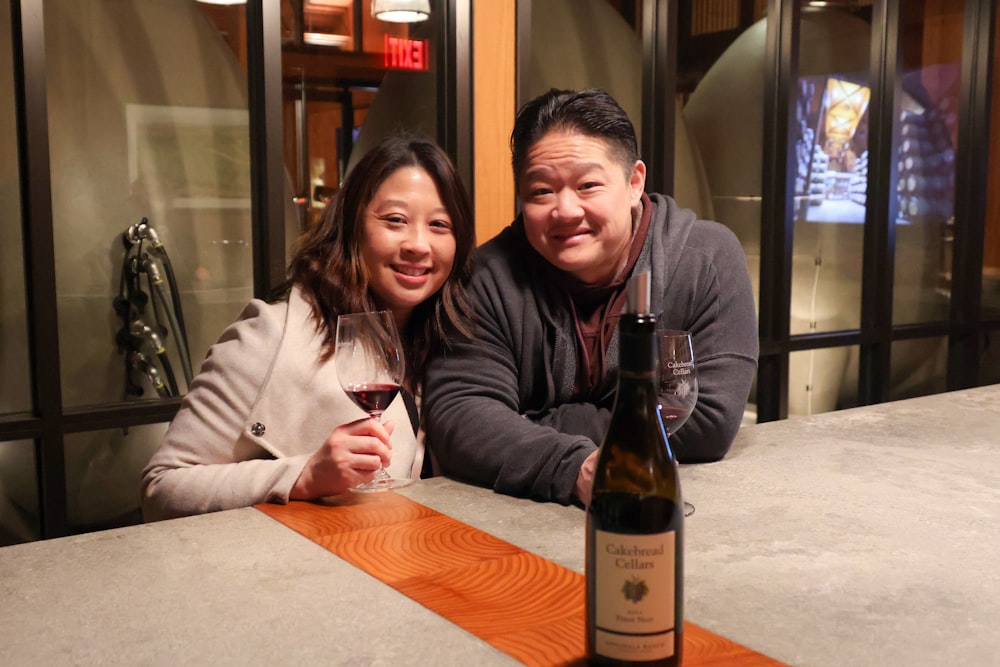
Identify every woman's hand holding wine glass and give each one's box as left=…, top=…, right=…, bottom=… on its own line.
left=335, top=310, right=414, bottom=493
left=290, top=417, right=395, bottom=499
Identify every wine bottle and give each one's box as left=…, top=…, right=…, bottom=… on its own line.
left=586, top=272, right=684, bottom=666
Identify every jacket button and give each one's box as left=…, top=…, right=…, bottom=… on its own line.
left=250, top=422, right=266, bottom=437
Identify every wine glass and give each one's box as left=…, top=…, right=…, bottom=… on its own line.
left=335, top=310, right=414, bottom=493
left=657, top=329, right=698, bottom=517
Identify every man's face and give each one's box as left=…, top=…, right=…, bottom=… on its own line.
left=517, top=129, right=646, bottom=285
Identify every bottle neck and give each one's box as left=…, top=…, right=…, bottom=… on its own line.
left=618, top=312, right=658, bottom=379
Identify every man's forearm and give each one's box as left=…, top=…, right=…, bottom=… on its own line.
left=525, top=401, right=612, bottom=444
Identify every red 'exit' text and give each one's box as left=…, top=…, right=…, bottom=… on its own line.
left=384, top=35, right=429, bottom=71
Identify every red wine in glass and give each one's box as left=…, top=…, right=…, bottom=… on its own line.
left=335, top=310, right=414, bottom=493
left=346, top=382, right=401, bottom=417
left=658, top=403, right=695, bottom=435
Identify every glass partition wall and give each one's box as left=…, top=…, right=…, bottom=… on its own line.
left=280, top=0, right=444, bottom=230
left=983, top=3, right=1000, bottom=383
left=517, top=0, right=997, bottom=422
left=715, top=0, right=996, bottom=418
left=1, top=0, right=37, bottom=544
left=2, top=0, right=466, bottom=543
left=4, top=0, right=997, bottom=543
left=4, top=0, right=261, bottom=542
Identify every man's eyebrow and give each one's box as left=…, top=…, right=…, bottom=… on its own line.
left=524, top=161, right=608, bottom=178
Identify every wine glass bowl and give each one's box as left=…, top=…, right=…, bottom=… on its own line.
left=656, top=330, right=699, bottom=436
left=335, top=310, right=414, bottom=493
left=657, top=329, right=698, bottom=518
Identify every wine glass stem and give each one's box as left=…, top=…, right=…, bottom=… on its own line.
left=371, top=411, right=391, bottom=481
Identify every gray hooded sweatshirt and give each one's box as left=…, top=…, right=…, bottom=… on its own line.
left=423, top=193, right=758, bottom=505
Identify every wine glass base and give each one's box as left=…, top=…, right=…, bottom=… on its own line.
left=349, top=476, right=416, bottom=494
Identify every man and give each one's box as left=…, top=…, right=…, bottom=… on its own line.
left=423, top=88, right=758, bottom=506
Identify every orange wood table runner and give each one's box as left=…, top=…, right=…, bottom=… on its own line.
left=256, top=494, right=785, bottom=666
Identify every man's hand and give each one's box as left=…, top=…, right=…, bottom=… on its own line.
left=573, top=450, right=599, bottom=506
left=291, top=417, right=394, bottom=499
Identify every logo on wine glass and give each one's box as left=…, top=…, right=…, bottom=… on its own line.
left=675, top=377, right=693, bottom=399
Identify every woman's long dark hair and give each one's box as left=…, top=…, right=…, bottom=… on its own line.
left=283, top=133, right=476, bottom=390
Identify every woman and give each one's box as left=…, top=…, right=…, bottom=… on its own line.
left=140, top=134, right=475, bottom=522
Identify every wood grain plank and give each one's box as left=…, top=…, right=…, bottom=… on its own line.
left=256, top=495, right=786, bottom=667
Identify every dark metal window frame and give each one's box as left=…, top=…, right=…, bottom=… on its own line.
left=4, top=0, right=470, bottom=540
left=3, top=0, right=995, bottom=539
left=516, top=0, right=998, bottom=422
left=757, top=0, right=998, bottom=421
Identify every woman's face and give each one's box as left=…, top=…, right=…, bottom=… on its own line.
left=361, top=166, right=457, bottom=327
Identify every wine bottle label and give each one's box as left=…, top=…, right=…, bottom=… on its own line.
left=593, top=529, right=676, bottom=661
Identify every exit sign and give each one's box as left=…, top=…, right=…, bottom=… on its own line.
left=384, top=35, right=429, bottom=71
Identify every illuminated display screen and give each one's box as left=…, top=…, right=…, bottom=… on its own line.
left=794, top=74, right=871, bottom=224
left=793, top=65, right=959, bottom=226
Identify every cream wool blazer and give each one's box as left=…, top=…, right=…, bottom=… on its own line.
left=140, top=285, right=420, bottom=522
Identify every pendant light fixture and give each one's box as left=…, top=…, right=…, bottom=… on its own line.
left=371, top=0, right=430, bottom=23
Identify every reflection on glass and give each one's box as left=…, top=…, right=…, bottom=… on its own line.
left=981, top=3, right=1000, bottom=319
left=684, top=8, right=874, bottom=341
left=64, top=423, right=167, bottom=532
left=683, top=18, right=768, bottom=317
left=0, top=440, right=39, bottom=546
left=43, top=0, right=258, bottom=408
left=889, top=337, right=947, bottom=402
left=680, top=8, right=767, bottom=423
left=282, top=0, right=437, bottom=229
left=893, top=1, right=963, bottom=326
left=978, top=331, right=1000, bottom=387
left=1, top=0, right=33, bottom=414
left=790, top=8, right=871, bottom=336
left=789, top=345, right=859, bottom=417
left=522, top=0, right=642, bottom=138
left=683, top=7, right=870, bottom=422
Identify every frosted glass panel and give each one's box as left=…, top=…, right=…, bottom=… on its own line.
left=789, top=345, right=859, bottom=417
left=890, top=337, right=947, bottom=401
left=0, top=440, right=39, bottom=546
left=892, top=1, right=962, bottom=326
left=979, top=330, right=1000, bottom=386
left=0, top=0, right=32, bottom=415
left=522, top=0, right=642, bottom=138
left=683, top=20, right=767, bottom=317
left=43, top=0, right=260, bottom=408
left=789, top=10, right=872, bottom=335
left=64, top=423, right=166, bottom=532
left=982, top=5, right=1000, bottom=319
left=282, top=0, right=441, bottom=229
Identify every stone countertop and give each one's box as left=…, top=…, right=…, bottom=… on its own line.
left=680, top=384, right=1000, bottom=667
left=0, top=496, right=520, bottom=666
left=401, top=383, right=1000, bottom=667
left=1, top=385, right=998, bottom=666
